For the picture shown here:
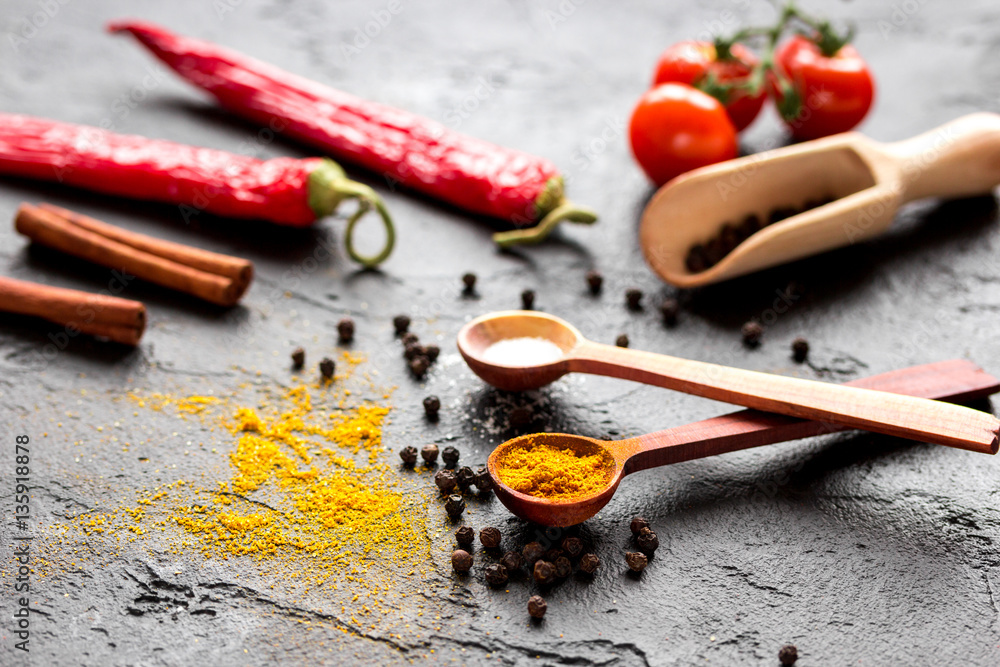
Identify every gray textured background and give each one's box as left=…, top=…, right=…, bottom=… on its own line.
left=2, top=1, right=1000, bottom=665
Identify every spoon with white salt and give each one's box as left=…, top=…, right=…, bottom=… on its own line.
left=456, top=311, right=1000, bottom=455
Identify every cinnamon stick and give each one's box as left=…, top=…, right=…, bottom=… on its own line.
left=0, top=275, right=145, bottom=345
left=15, top=203, right=253, bottom=307
left=39, top=203, right=253, bottom=292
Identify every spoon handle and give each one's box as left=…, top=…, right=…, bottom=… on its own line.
left=570, top=342, right=1000, bottom=454
left=883, top=112, right=1000, bottom=203
left=619, top=359, right=1000, bottom=474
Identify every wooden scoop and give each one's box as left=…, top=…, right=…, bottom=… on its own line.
left=640, top=112, right=1000, bottom=287
left=457, top=311, right=1000, bottom=453
left=486, top=359, right=1000, bottom=526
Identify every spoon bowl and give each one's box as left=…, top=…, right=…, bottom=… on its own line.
left=487, top=432, right=626, bottom=527
left=485, top=359, right=1000, bottom=526
left=458, top=310, right=581, bottom=391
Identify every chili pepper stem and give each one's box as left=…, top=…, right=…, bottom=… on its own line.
left=308, top=158, right=395, bottom=268
left=492, top=201, right=598, bottom=248
left=492, top=176, right=596, bottom=247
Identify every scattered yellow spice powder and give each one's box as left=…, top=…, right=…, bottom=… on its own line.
left=495, top=440, right=613, bottom=499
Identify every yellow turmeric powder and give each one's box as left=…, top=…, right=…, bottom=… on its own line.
left=75, top=351, right=437, bottom=620
left=495, top=439, right=613, bottom=500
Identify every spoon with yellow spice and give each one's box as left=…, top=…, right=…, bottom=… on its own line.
left=484, top=359, right=999, bottom=526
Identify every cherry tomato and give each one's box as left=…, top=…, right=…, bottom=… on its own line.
left=773, top=35, right=875, bottom=140
left=652, top=40, right=765, bottom=132
left=629, top=83, right=738, bottom=187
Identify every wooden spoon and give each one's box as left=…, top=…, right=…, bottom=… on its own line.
left=640, top=112, right=1000, bottom=288
left=485, top=359, right=1000, bottom=526
left=457, top=311, right=1000, bottom=453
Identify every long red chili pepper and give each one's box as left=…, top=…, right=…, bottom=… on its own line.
left=110, top=20, right=596, bottom=247
left=0, top=113, right=394, bottom=267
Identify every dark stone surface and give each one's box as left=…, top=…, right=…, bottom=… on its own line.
left=2, top=1, right=1000, bottom=665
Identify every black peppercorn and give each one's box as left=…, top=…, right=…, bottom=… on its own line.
left=630, top=516, right=650, bottom=535
left=462, top=272, right=477, bottom=292
left=659, top=298, right=679, bottom=326
left=739, top=213, right=762, bottom=238
left=561, top=537, right=583, bottom=558
left=615, top=334, right=629, bottom=348
left=522, top=542, right=545, bottom=566
left=423, top=395, right=441, bottom=420
left=473, top=467, right=493, bottom=492
left=399, top=446, right=418, bottom=466
left=527, top=595, right=547, bottom=619
left=554, top=556, right=572, bottom=578
left=533, top=560, right=555, bottom=585
left=625, top=288, right=643, bottom=311
left=578, top=553, right=600, bottom=575
left=421, top=444, right=439, bottom=464
left=769, top=207, right=797, bottom=225
left=778, top=644, right=798, bottom=665
left=484, top=563, right=508, bottom=587
left=520, top=289, right=535, bottom=310
left=337, top=318, right=355, bottom=343
left=441, top=446, right=460, bottom=467
left=404, top=342, right=423, bottom=360
left=393, top=314, right=411, bottom=335
left=636, top=527, right=659, bottom=555
left=479, top=527, right=502, bottom=549
left=401, top=332, right=419, bottom=347
left=509, top=406, right=532, bottom=428
left=542, top=549, right=563, bottom=563
left=456, top=466, right=475, bottom=490
left=686, top=244, right=708, bottom=274
left=434, top=469, right=457, bottom=493
left=500, top=551, right=523, bottom=572
left=444, top=494, right=466, bottom=518
left=741, top=321, right=763, bottom=347
left=409, top=355, right=430, bottom=378
left=451, top=549, right=473, bottom=573
left=319, top=357, right=335, bottom=381
left=455, top=526, right=475, bottom=547
left=291, top=347, right=305, bottom=369
left=585, top=269, right=603, bottom=294
left=625, top=551, right=648, bottom=573
left=705, top=237, right=726, bottom=266
left=792, top=337, right=809, bottom=362
left=720, top=223, right=741, bottom=252
left=424, top=344, right=440, bottom=363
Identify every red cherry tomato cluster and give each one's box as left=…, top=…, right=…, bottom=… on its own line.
left=629, top=5, right=875, bottom=186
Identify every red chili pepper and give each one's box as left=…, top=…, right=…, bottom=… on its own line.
left=0, top=113, right=394, bottom=266
left=110, top=20, right=596, bottom=246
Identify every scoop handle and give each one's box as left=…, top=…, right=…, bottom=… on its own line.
left=569, top=342, right=1000, bottom=454
left=619, top=359, right=1000, bottom=474
left=883, top=112, right=1000, bottom=203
